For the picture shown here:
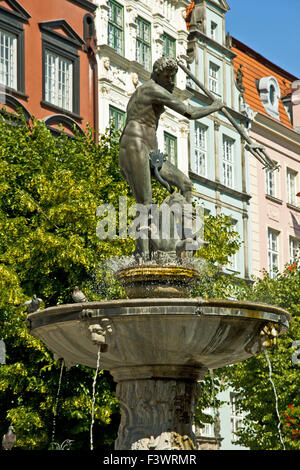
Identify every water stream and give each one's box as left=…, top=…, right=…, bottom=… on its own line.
left=50, top=359, right=64, bottom=447
left=209, top=369, right=217, bottom=433
left=264, top=350, right=286, bottom=450
left=90, top=346, right=101, bottom=451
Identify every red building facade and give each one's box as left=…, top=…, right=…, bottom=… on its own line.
left=0, top=0, right=97, bottom=137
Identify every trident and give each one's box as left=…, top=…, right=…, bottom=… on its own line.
left=176, top=58, right=279, bottom=172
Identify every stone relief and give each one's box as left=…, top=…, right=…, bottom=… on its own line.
left=115, top=379, right=199, bottom=450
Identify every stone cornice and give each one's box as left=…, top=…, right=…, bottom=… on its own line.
left=207, top=0, right=230, bottom=13
left=188, top=30, right=236, bottom=59
left=67, top=0, right=97, bottom=13
left=189, top=171, right=252, bottom=202
left=253, top=112, right=300, bottom=150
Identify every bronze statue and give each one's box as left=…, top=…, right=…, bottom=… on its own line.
left=119, top=56, right=224, bottom=258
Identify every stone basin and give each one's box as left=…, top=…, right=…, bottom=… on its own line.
left=27, top=297, right=289, bottom=450
left=27, top=297, right=289, bottom=373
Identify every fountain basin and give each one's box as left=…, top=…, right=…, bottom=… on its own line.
left=27, top=297, right=289, bottom=375
left=115, top=264, right=201, bottom=298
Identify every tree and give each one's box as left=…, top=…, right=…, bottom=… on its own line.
left=0, top=114, right=134, bottom=449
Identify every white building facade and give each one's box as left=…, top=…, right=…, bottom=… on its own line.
left=94, top=0, right=192, bottom=176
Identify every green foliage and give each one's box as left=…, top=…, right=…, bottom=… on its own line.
left=192, top=213, right=243, bottom=299
left=222, top=262, right=300, bottom=450
left=0, top=115, right=131, bottom=449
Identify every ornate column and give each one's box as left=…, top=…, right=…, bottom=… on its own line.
left=95, top=0, right=110, bottom=46
left=112, top=366, right=203, bottom=450
left=126, top=3, right=138, bottom=62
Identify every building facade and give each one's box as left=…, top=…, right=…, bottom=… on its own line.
left=231, top=37, right=300, bottom=278
left=0, top=0, right=98, bottom=137
left=94, top=0, right=191, bottom=174
left=185, top=0, right=252, bottom=280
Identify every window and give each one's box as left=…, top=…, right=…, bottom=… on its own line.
left=210, top=21, right=217, bottom=40
left=0, top=29, right=17, bottom=89
left=109, top=105, right=125, bottom=130
left=164, top=132, right=177, bottom=166
left=269, top=84, right=276, bottom=105
left=209, top=62, right=219, bottom=94
left=287, top=169, right=298, bottom=206
left=108, top=0, right=124, bottom=55
left=222, top=136, right=234, bottom=188
left=136, top=17, right=151, bottom=71
left=268, top=229, right=279, bottom=278
left=0, top=4, right=29, bottom=94
left=230, top=393, right=244, bottom=442
left=199, top=408, right=214, bottom=437
left=290, top=237, right=300, bottom=264
left=40, top=21, right=82, bottom=116
left=195, top=123, right=207, bottom=177
left=258, top=76, right=280, bottom=119
left=266, top=167, right=276, bottom=197
left=45, top=51, right=73, bottom=112
left=163, top=33, right=176, bottom=59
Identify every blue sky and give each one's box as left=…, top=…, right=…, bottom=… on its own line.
left=225, top=0, right=300, bottom=78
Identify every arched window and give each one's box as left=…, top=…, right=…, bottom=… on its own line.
left=258, top=76, right=280, bottom=119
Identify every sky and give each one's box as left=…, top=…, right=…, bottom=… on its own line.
left=225, top=0, right=300, bottom=78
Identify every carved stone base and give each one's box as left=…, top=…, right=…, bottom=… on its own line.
left=114, top=378, right=200, bottom=450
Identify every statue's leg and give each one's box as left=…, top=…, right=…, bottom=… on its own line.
left=158, top=161, right=193, bottom=203
left=119, top=144, right=152, bottom=259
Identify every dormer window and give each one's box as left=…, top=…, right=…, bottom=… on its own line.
left=258, top=76, right=280, bottom=119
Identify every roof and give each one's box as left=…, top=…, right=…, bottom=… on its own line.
left=231, top=37, right=298, bottom=129
left=184, top=4, right=298, bottom=129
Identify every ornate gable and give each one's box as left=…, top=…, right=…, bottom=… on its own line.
left=39, top=20, right=84, bottom=47
left=208, top=0, right=230, bottom=12
left=0, top=0, right=31, bottom=21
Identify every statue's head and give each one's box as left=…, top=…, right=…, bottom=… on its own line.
left=151, top=56, right=178, bottom=93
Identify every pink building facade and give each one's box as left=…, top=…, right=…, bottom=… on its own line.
left=232, top=39, right=300, bottom=278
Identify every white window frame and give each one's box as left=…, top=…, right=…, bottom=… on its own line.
left=209, top=61, right=219, bottom=94
left=290, top=236, right=300, bottom=264
left=199, top=407, right=214, bottom=438
left=268, top=229, right=279, bottom=278
left=287, top=169, right=298, bottom=206
left=266, top=167, right=277, bottom=197
left=222, top=136, right=234, bottom=188
left=0, top=28, right=17, bottom=89
left=195, top=123, right=207, bottom=177
left=230, top=393, right=245, bottom=443
left=44, top=50, right=73, bottom=112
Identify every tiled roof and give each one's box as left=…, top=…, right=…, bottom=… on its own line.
left=184, top=4, right=298, bottom=128
left=231, top=38, right=298, bottom=129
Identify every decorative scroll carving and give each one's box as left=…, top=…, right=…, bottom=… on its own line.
left=114, top=379, right=199, bottom=450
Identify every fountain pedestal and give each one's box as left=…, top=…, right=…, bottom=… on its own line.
left=115, top=375, right=200, bottom=450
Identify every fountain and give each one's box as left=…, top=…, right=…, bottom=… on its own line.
left=26, top=56, right=290, bottom=450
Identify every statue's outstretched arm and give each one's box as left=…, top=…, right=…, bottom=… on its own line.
left=150, top=84, right=224, bottom=120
